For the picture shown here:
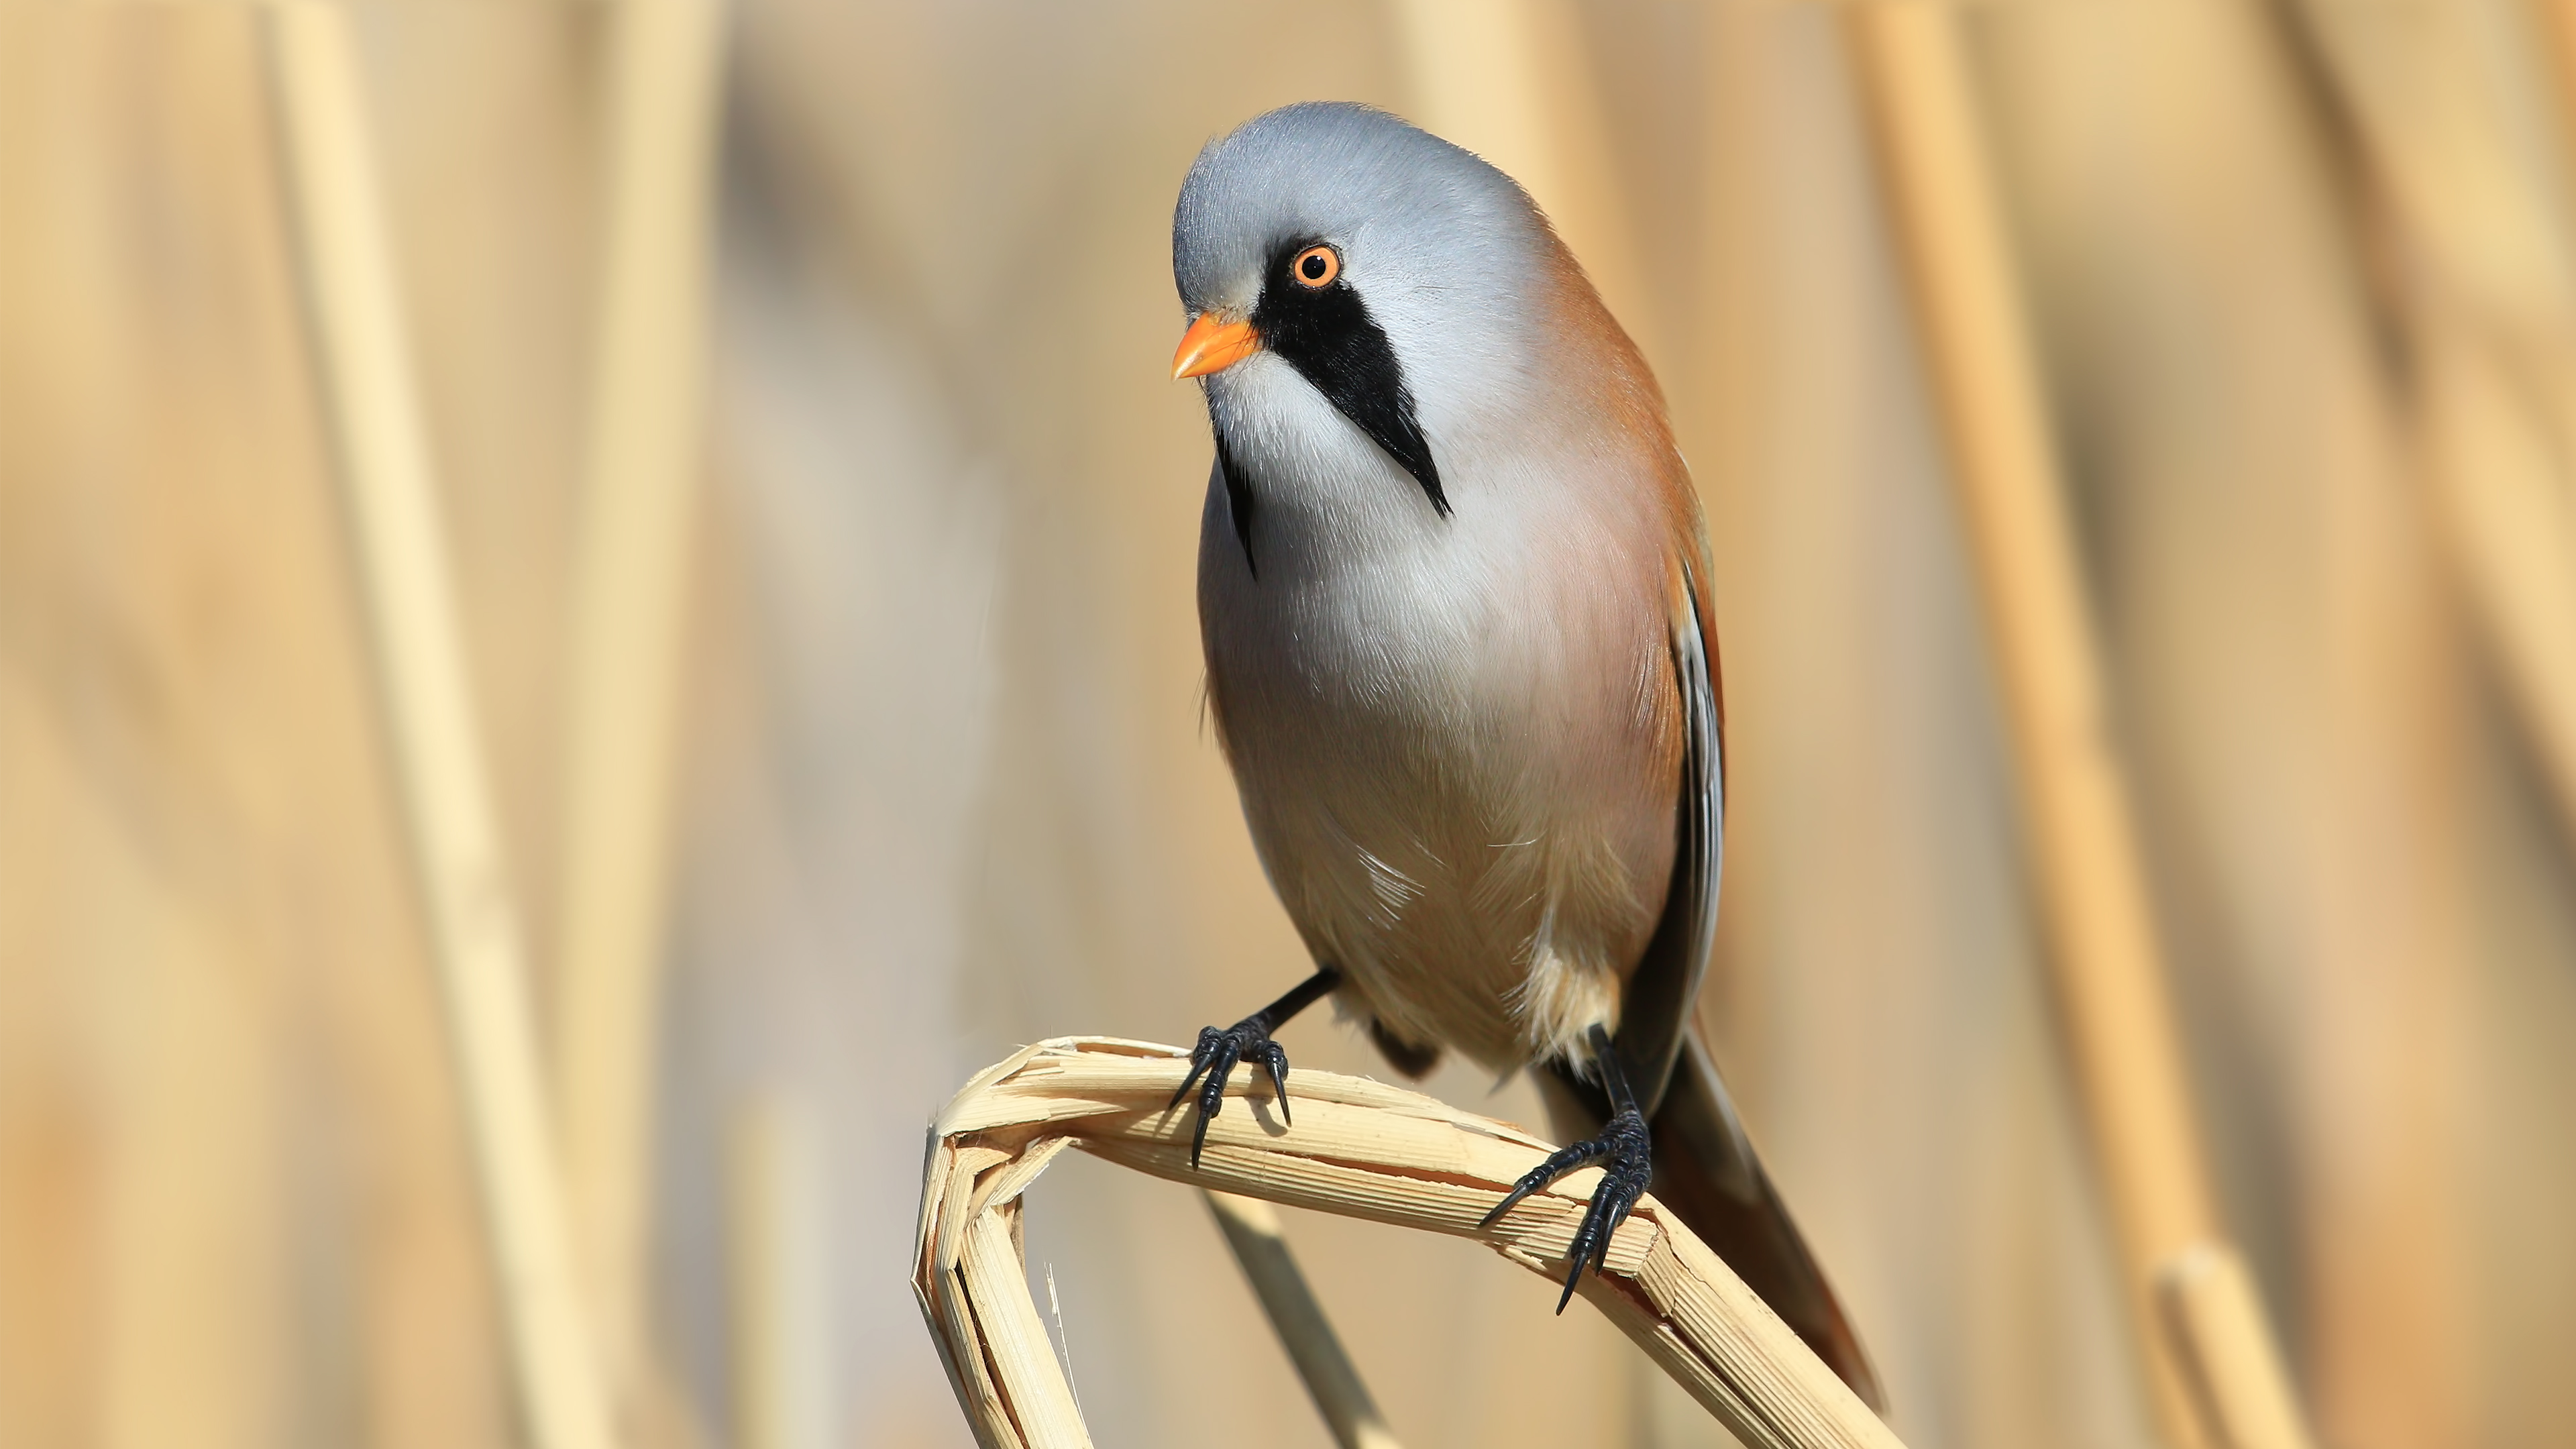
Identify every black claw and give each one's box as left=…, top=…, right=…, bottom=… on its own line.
left=1479, top=1138, right=1601, bottom=1230
left=1170, top=1026, right=1224, bottom=1110
left=1191, top=1033, right=1244, bottom=1167
left=1478, top=1106, right=1654, bottom=1314
left=1171, top=1017, right=1294, bottom=1168
left=1260, top=1042, right=1293, bottom=1127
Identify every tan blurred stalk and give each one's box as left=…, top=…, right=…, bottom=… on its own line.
left=2290, top=0, right=2576, bottom=904
left=263, top=7, right=616, bottom=1448
left=2267, top=3, right=2573, bottom=1439
left=1203, top=1190, right=1405, bottom=1449
left=2157, top=1247, right=2314, bottom=1449
left=1839, top=9, right=2312, bottom=1449
left=550, top=0, right=725, bottom=1421
left=916, top=1039, right=1903, bottom=1449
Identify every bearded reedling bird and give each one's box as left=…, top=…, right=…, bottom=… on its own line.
left=1165, top=102, right=1882, bottom=1408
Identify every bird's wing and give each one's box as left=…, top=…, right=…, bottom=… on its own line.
left=1612, top=549, right=1725, bottom=1120
left=1647, top=547, right=1888, bottom=1410
left=1554, top=533, right=1886, bottom=1408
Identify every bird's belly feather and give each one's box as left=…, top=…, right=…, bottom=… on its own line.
left=1198, top=460, right=1678, bottom=1072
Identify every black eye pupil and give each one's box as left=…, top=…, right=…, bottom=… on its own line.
left=1301, top=253, right=1327, bottom=280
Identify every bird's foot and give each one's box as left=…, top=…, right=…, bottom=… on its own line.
left=1479, top=1106, right=1654, bottom=1313
left=1169, top=1018, right=1293, bottom=1169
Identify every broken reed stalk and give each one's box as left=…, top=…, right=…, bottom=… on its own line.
left=263, top=7, right=617, bottom=1449
left=914, top=1038, right=1903, bottom=1449
left=551, top=0, right=726, bottom=1407
left=1201, top=1189, right=1404, bottom=1449
left=1838, top=9, right=2314, bottom=1449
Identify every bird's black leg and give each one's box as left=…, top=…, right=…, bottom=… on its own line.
left=1478, top=1024, right=1654, bottom=1313
left=1171, top=965, right=1339, bottom=1168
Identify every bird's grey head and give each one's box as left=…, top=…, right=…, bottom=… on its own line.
left=1171, top=103, right=1557, bottom=535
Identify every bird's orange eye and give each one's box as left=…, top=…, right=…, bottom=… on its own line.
left=1291, top=245, right=1340, bottom=288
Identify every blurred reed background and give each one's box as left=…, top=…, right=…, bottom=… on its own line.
left=6, top=1, right=2576, bottom=1447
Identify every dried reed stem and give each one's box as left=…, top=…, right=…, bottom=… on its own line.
left=551, top=0, right=726, bottom=1404
left=2534, top=0, right=2576, bottom=225
left=263, top=7, right=616, bottom=1448
left=2412, top=313, right=2576, bottom=877
left=2303, top=0, right=2576, bottom=896
left=1202, top=1190, right=1403, bottom=1449
left=916, top=1038, right=1903, bottom=1449
left=2157, top=1245, right=2315, bottom=1449
left=1839, top=9, right=2312, bottom=1449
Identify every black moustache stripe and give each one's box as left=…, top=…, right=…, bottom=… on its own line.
left=1214, top=429, right=1258, bottom=578
left=1249, top=244, right=1448, bottom=521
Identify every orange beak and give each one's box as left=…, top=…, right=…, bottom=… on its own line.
left=1171, top=313, right=1260, bottom=380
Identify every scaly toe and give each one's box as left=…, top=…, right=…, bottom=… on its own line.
left=1170, top=1018, right=1296, bottom=1169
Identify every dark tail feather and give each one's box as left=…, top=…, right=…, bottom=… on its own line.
left=1538, top=1037, right=1886, bottom=1411
left=1650, top=1038, right=1885, bottom=1410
